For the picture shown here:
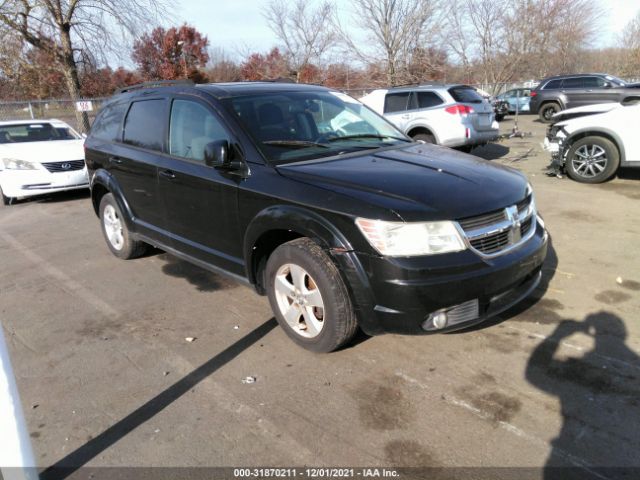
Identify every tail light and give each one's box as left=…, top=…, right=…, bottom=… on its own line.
left=530, top=91, right=538, bottom=98
left=445, top=104, right=474, bottom=115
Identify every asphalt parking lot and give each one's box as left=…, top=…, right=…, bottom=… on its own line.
left=1, top=114, right=639, bottom=478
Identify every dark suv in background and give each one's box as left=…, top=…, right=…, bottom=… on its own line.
left=85, top=80, right=548, bottom=352
left=530, top=73, right=640, bottom=122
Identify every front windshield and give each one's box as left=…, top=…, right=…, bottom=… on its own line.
left=225, top=90, right=410, bottom=164
left=0, top=123, right=81, bottom=143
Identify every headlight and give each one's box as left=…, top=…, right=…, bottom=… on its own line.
left=355, top=218, right=467, bottom=256
left=1, top=158, right=37, bottom=170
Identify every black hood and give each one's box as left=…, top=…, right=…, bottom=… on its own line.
left=277, top=144, right=529, bottom=222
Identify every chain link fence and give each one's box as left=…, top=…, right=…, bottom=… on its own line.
left=0, top=98, right=108, bottom=134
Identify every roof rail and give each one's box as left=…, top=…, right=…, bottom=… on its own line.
left=116, top=79, right=195, bottom=94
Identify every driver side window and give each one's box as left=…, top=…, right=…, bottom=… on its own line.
left=169, top=100, right=229, bottom=162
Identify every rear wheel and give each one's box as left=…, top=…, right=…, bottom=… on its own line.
left=99, top=193, right=147, bottom=259
left=565, top=136, right=620, bottom=184
left=266, top=238, right=358, bottom=353
left=495, top=113, right=505, bottom=121
left=412, top=132, right=435, bottom=144
left=539, top=103, right=560, bottom=123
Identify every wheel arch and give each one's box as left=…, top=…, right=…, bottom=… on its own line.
left=407, top=125, right=439, bottom=143
left=563, top=129, right=625, bottom=164
left=90, top=169, right=136, bottom=229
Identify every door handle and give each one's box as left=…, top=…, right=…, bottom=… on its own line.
left=159, top=169, right=176, bottom=180
left=109, top=156, right=123, bottom=165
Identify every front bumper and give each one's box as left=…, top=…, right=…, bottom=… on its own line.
left=349, top=221, right=548, bottom=335
left=0, top=168, right=89, bottom=199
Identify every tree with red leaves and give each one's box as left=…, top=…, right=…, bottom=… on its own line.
left=239, top=47, right=291, bottom=81
left=132, top=24, right=210, bottom=82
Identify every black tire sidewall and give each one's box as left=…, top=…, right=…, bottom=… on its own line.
left=266, top=240, right=354, bottom=353
left=566, top=137, right=620, bottom=184
left=539, top=103, right=559, bottom=123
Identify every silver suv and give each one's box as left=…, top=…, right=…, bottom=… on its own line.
left=361, top=84, right=499, bottom=150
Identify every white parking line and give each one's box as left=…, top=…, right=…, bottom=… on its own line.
left=0, top=231, right=120, bottom=320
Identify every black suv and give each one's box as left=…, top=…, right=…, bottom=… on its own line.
left=530, top=73, right=640, bottom=122
left=85, top=81, right=548, bottom=352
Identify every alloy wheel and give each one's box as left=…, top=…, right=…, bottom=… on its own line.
left=103, top=204, right=124, bottom=250
left=571, top=144, right=608, bottom=179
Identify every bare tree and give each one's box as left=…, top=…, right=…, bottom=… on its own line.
left=340, top=0, right=440, bottom=86
left=619, top=10, right=640, bottom=76
left=0, top=0, right=168, bottom=131
left=263, top=0, right=336, bottom=82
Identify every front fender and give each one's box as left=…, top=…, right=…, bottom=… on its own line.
left=90, top=169, right=136, bottom=231
left=244, top=205, right=381, bottom=334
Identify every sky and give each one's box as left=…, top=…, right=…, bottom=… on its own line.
left=174, top=0, right=640, bottom=60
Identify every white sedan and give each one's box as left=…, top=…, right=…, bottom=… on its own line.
left=0, top=119, right=88, bottom=204
left=544, top=103, right=640, bottom=183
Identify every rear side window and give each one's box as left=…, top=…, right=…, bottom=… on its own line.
left=543, top=79, right=562, bottom=89
left=384, top=92, right=411, bottom=113
left=123, top=100, right=165, bottom=151
left=415, top=91, right=444, bottom=108
left=448, top=87, right=483, bottom=104
left=562, top=78, right=583, bottom=89
left=90, top=102, right=128, bottom=141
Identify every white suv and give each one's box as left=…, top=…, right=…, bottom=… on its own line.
left=544, top=103, right=640, bottom=183
left=360, top=84, right=499, bottom=149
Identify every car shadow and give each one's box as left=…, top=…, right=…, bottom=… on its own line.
left=471, top=143, right=510, bottom=160
left=40, top=317, right=279, bottom=480
left=525, top=311, right=640, bottom=478
left=617, top=168, right=640, bottom=181
left=159, top=254, right=239, bottom=292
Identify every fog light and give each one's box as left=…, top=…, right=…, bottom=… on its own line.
left=432, top=312, right=448, bottom=329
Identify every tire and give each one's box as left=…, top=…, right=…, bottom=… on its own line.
left=265, top=238, right=358, bottom=353
left=0, top=184, right=13, bottom=206
left=412, top=132, right=436, bottom=144
left=99, top=193, right=147, bottom=259
left=565, top=136, right=620, bottom=184
left=539, top=103, right=560, bottom=123
left=495, top=114, right=505, bottom=121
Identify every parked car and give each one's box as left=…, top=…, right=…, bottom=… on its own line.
left=496, top=88, right=531, bottom=113
left=86, top=81, right=547, bottom=352
left=0, top=119, right=88, bottom=205
left=544, top=102, right=640, bottom=183
left=529, top=73, right=640, bottom=123
left=492, top=98, right=509, bottom=121
left=360, top=84, right=499, bottom=150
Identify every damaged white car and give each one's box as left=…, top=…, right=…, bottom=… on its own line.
left=543, top=102, right=640, bottom=183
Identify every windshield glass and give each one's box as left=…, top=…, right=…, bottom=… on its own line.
left=225, top=90, right=410, bottom=164
left=0, top=123, right=81, bottom=143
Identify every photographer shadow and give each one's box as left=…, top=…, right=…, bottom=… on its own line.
left=525, top=312, right=640, bottom=479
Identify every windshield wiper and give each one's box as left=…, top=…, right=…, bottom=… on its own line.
left=262, top=140, right=329, bottom=149
left=327, top=134, right=410, bottom=143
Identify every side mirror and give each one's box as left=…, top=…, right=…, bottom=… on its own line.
left=204, top=140, right=244, bottom=171
left=603, top=81, right=612, bottom=88
left=204, top=140, right=228, bottom=167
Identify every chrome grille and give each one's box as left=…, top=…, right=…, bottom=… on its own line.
left=41, top=160, right=85, bottom=173
left=458, top=195, right=536, bottom=257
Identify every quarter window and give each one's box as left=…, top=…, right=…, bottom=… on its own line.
left=123, top=100, right=165, bottom=151
left=384, top=92, right=411, bottom=113
left=169, top=100, right=229, bottom=162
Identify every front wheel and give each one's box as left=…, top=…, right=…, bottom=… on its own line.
left=412, top=132, right=435, bottom=144
left=0, top=185, right=12, bottom=206
left=266, top=238, right=358, bottom=353
left=495, top=113, right=505, bottom=121
left=99, top=193, right=147, bottom=259
left=565, top=136, right=620, bottom=184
